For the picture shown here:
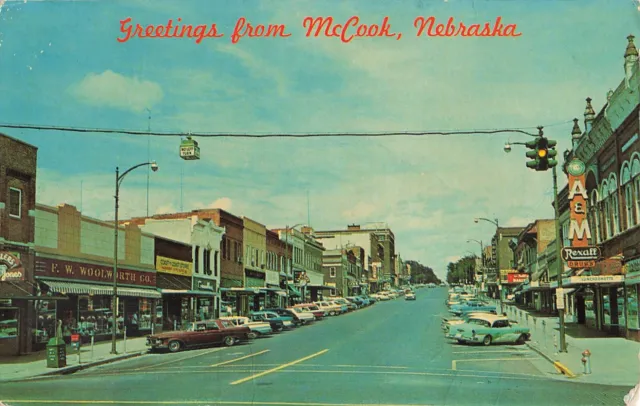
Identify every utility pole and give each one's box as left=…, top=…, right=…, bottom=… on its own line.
left=552, top=165, right=567, bottom=352
left=146, top=108, right=151, bottom=217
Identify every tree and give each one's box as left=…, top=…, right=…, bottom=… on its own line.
left=404, top=260, right=442, bottom=285
left=446, top=255, right=478, bottom=285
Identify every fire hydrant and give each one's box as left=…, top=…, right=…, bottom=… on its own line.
left=581, top=349, right=592, bottom=374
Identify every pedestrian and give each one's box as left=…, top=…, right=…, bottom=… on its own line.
left=131, top=312, right=139, bottom=336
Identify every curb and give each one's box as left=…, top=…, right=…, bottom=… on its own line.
left=525, top=342, right=578, bottom=379
left=1, top=350, right=148, bottom=383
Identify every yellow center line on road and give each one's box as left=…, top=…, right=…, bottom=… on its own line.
left=451, top=357, right=538, bottom=371
left=229, top=349, right=329, bottom=385
left=210, top=349, right=270, bottom=367
left=134, top=347, right=225, bottom=371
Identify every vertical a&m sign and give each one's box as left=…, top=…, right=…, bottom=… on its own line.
left=567, top=158, right=590, bottom=248
left=562, top=158, right=600, bottom=269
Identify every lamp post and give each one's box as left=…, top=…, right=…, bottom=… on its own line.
left=474, top=217, right=501, bottom=312
left=285, top=223, right=305, bottom=303
left=111, top=161, right=158, bottom=355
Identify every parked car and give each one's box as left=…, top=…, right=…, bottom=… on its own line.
left=292, top=304, right=326, bottom=319
left=263, top=307, right=312, bottom=325
left=284, top=307, right=316, bottom=324
left=250, top=311, right=294, bottom=330
left=441, top=312, right=496, bottom=333
left=146, top=319, right=251, bottom=353
left=218, top=316, right=273, bottom=339
left=447, top=314, right=530, bottom=346
left=326, top=300, right=349, bottom=314
left=449, top=301, right=497, bottom=316
left=333, top=297, right=357, bottom=311
left=314, top=301, right=342, bottom=316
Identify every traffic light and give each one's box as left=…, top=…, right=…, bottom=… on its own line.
left=525, top=137, right=558, bottom=171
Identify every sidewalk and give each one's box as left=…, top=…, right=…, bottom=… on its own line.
left=0, top=336, right=149, bottom=382
left=493, top=299, right=640, bottom=387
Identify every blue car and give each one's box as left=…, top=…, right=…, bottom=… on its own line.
left=450, top=301, right=497, bottom=316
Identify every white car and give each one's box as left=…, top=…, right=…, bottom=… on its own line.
left=218, top=316, right=273, bottom=339
left=288, top=307, right=316, bottom=324
left=313, top=301, right=342, bottom=316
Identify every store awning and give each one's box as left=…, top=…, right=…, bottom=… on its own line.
left=287, top=284, right=301, bottom=297
left=43, top=281, right=161, bottom=299
left=260, top=288, right=287, bottom=297
left=220, top=287, right=263, bottom=295
left=306, top=284, right=334, bottom=290
left=159, top=289, right=217, bottom=297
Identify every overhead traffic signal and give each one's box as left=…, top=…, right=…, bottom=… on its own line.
left=525, top=136, right=558, bottom=171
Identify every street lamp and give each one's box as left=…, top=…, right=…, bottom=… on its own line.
left=111, top=160, right=158, bottom=355
left=474, top=217, right=501, bottom=312
left=285, top=223, right=305, bottom=303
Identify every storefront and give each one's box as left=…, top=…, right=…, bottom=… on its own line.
left=192, top=276, right=217, bottom=320
left=34, top=255, right=160, bottom=342
left=156, top=254, right=195, bottom=331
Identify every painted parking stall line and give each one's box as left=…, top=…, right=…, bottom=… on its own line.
left=210, top=349, right=270, bottom=367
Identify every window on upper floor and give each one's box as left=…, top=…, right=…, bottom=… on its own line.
left=588, top=189, right=601, bottom=244
left=8, top=187, right=21, bottom=218
left=194, top=246, right=200, bottom=274
left=330, top=267, right=336, bottom=278
left=610, top=180, right=620, bottom=236
left=622, top=164, right=634, bottom=230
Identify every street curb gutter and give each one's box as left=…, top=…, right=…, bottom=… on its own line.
left=1, top=350, right=148, bottom=383
left=525, top=342, right=577, bottom=379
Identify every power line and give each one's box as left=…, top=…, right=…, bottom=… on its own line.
left=0, top=120, right=573, bottom=139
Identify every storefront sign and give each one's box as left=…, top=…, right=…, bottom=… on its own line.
left=193, top=277, right=216, bottom=291
left=507, top=273, right=528, bottom=284
left=561, top=246, right=600, bottom=261
left=35, top=257, right=156, bottom=287
left=564, top=275, right=625, bottom=285
left=624, top=258, right=640, bottom=274
left=0, top=251, right=25, bottom=281
left=156, top=255, right=192, bottom=277
left=567, top=260, right=597, bottom=268
left=567, top=159, right=591, bottom=248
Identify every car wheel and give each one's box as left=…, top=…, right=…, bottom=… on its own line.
left=168, top=340, right=182, bottom=353
left=482, top=335, right=492, bottom=346
left=329, top=311, right=336, bottom=316
left=516, top=334, right=526, bottom=345
left=247, top=332, right=258, bottom=340
left=223, top=336, right=235, bottom=347
left=457, top=339, right=464, bottom=344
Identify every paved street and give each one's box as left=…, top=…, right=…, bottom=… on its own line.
left=0, top=288, right=630, bottom=406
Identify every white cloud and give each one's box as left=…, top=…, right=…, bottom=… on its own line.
left=208, top=197, right=233, bottom=211
left=69, top=70, right=163, bottom=113
left=341, top=202, right=376, bottom=220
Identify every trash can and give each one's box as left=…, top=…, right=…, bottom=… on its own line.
left=46, top=337, right=67, bottom=368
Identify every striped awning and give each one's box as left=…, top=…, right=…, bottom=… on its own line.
left=43, top=281, right=161, bottom=299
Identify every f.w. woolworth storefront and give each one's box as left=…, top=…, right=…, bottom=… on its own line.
left=33, top=204, right=160, bottom=343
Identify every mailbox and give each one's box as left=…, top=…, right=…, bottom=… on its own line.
left=46, top=337, right=67, bottom=368
left=70, top=333, right=81, bottom=351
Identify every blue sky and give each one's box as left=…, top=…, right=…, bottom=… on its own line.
left=0, top=0, right=639, bottom=280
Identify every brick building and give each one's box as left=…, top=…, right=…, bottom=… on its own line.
left=0, top=133, right=38, bottom=355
